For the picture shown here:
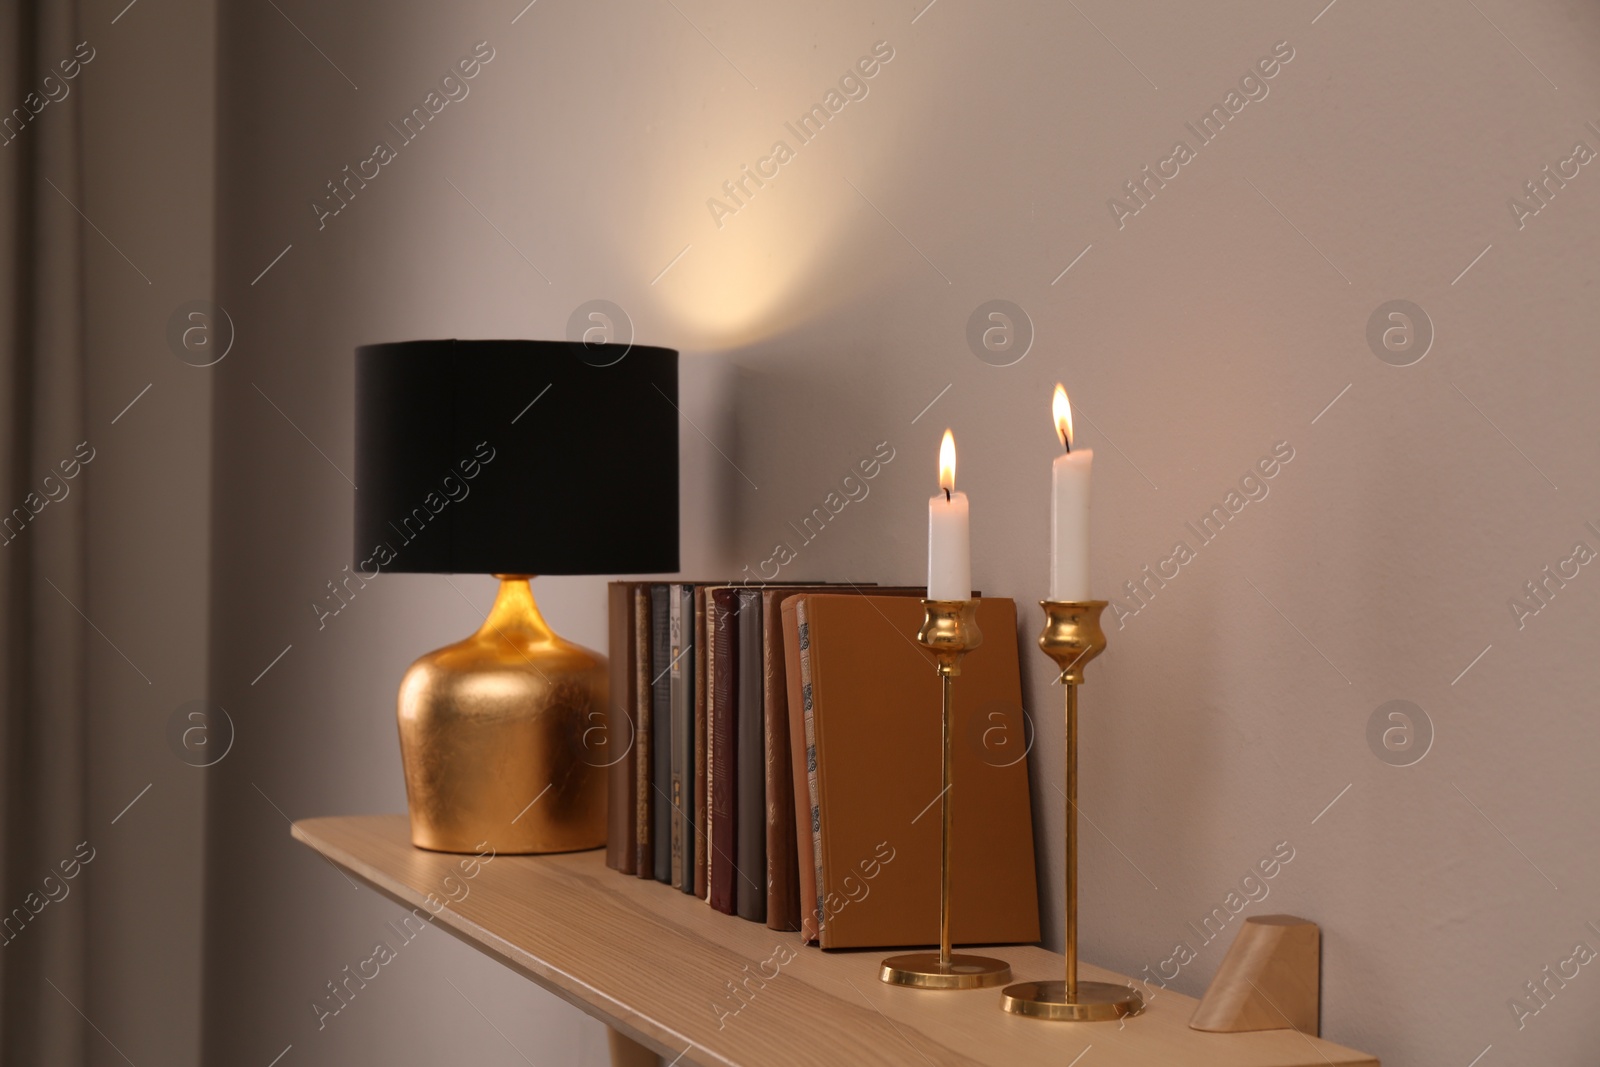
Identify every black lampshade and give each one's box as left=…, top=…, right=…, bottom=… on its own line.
left=354, top=339, right=679, bottom=575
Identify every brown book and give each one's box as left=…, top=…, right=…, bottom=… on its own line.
left=632, top=585, right=653, bottom=878
left=734, top=589, right=765, bottom=923
left=605, top=581, right=637, bottom=873
left=708, top=589, right=739, bottom=914
left=694, top=585, right=710, bottom=899
left=669, top=584, right=691, bottom=891
left=650, top=584, right=673, bottom=884
left=654, top=579, right=722, bottom=886
left=666, top=578, right=779, bottom=892
left=784, top=594, right=1038, bottom=949
left=764, top=585, right=923, bottom=932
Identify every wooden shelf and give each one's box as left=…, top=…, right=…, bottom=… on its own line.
left=292, top=815, right=1377, bottom=1067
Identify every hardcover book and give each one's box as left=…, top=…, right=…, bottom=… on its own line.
left=632, top=584, right=652, bottom=878
left=763, top=585, right=923, bottom=932
left=693, top=586, right=708, bottom=898
left=708, top=588, right=739, bottom=915
left=701, top=581, right=804, bottom=898
left=670, top=583, right=697, bottom=894
left=734, top=588, right=765, bottom=922
left=649, top=584, right=672, bottom=884
left=605, top=581, right=638, bottom=874
left=782, top=594, right=1039, bottom=949
left=665, top=588, right=684, bottom=889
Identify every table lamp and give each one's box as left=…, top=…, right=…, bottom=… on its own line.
left=355, top=339, right=679, bottom=854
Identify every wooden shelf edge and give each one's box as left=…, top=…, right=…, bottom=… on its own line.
left=290, top=819, right=686, bottom=1058
left=292, top=815, right=1379, bottom=1067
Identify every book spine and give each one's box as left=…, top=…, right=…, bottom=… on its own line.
left=797, top=598, right=826, bottom=943
left=669, top=586, right=685, bottom=891
left=633, top=585, right=653, bottom=878
left=694, top=589, right=709, bottom=900
left=764, top=591, right=798, bottom=930
left=735, top=591, right=766, bottom=923
left=783, top=598, right=818, bottom=942
left=650, top=586, right=672, bottom=884
left=709, top=593, right=737, bottom=915
left=605, top=582, right=635, bottom=873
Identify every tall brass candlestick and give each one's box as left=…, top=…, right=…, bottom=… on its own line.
left=880, top=600, right=1012, bottom=990
left=1000, top=601, right=1142, bottom=1021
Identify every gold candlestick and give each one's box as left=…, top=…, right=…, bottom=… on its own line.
left=880, top=599, right=1012, bottom=990
left=1000, top=600, right=1142, bottom=1021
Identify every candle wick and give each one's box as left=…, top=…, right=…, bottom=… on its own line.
left=944, top=486, right=951, bottom=502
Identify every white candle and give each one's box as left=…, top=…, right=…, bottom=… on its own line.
left=927, top=429, right=971, bottom=601
left=1050, top=385, right=1093, bottom=601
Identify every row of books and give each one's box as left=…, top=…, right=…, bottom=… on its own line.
left=606, top=581, right=1041, bottom=949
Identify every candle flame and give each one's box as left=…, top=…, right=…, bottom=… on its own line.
left=1053, top=384, right=1073, bottom=452
left=938, top=429, right=956, bottom=495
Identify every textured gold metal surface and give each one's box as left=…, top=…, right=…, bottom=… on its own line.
left=915, top=598, right=982, bottom=678
left=999, top=979, right=1143, bottom=1021
left=397, top=576, right=608, bottom=854
left=880, top=599, right=988, bottom=988
left=1018, top=599, right=1128, bottom=1021
left=1036, top=600, right=1107, bottom=685
left=879, top=952, right=1013, bottom=990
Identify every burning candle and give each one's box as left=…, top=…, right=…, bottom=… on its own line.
left=1050, top=385, right=1092, bottom=601
left=927, top=429, right=971, bottom=601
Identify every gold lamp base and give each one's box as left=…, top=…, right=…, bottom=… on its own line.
left=397, top=575, right=608, bottom=855
left=999, top=980, right=1143, bottom=1021
left=880, top=952, right=1012, bottom=990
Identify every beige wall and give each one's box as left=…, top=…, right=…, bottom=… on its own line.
left=203, top=1, right=1600, bottom=1064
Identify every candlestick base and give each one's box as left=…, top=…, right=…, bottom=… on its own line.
left=999, top=979, right=1143, bottom=1021
left=880, top=952, right=1012, bottom=990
